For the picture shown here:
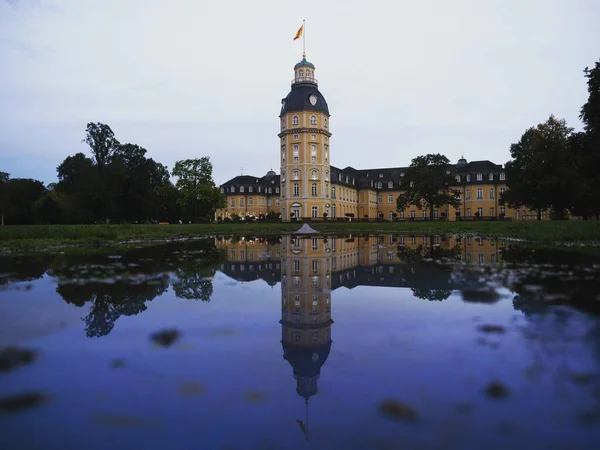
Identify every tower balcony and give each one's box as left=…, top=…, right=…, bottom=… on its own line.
left=291, top=77, right=318, bottom=87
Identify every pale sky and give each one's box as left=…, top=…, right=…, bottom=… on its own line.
left=1, top=0, right=598, bottom=185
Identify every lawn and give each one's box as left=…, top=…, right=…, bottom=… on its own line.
left=1, top=220, right=600, bottom=252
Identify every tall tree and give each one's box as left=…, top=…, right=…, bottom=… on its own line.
left=396, top=154, right=460, bottom=218
left=0, top=171, right=8, bottom=226
left=3, top=178, right=46, bottom=224
left=172, top=157, right=225, bottom=222
left=500, top=115, right=574, bottom=219
left=580, top=60, right=600, bottom=134
left=82, top=122, right=120, bottom=171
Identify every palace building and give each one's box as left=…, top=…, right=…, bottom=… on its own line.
left=217, top=53, right=545, bottom=222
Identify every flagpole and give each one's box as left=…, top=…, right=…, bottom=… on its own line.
left=302, top=19, right=306, bottom=58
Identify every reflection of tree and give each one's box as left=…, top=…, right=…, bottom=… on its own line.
left=172, top=267, right=215, bottom=302
left=395, top=238, right=461, bottom=301
left=47, top=240, right=223, bottom=337
left=0, top=254, right=47, bottom=285
left=58, top=278, right=169, bottom=337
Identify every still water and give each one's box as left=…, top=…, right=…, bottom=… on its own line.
left=1, top=234, right=600, bottom=449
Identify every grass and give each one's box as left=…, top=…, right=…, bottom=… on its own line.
left=2, top=221, right=600, bottom=252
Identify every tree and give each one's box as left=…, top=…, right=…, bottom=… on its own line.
left=580, top=60, right=600, bottom=134
left=82, top=122, right=120, bottom=171
left=396, top=154, right=460, bottom=218
left=0, top=171, right=8, bottom=226
left=3, top=178, right=46, bottom=224
left=172, top=157, right=225, bottom=222
left=500, top=115, right=574, bottom=219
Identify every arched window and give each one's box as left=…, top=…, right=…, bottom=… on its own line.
left=455, top=175, right=461, bottom=183
left=240, top=186, right=244, bottom=193
left=500, top=172, right=506, bottom=181
left=476, top=173, right=482, bottom=181
left=231, top=186, right=235, bottom=192
left=490, top=188, right=495, bottom=199
left=311, top=169, right=318, bottom=180
left=377, top=182, right=382, bottom=189
left=388, top=181, right=393, bottom=188
left=310, top=115, right=317, bottom=125
left=292, top=170, right=300, bottom=180
left=311, top=183, right=317, bottom=196
left=249, top=186, right=253, bottom=193
left=292, top=115, right=299, bottom=125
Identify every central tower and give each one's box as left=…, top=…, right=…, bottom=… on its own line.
left=278, top=53, right=331, bottom=222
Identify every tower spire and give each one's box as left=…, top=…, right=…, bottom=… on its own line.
left=302, top=19, right=306, bottom=59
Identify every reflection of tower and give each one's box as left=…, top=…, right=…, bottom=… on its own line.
left=280, top=235, right=333, bottom=440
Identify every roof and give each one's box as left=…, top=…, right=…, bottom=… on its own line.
left=294, top=58, right=315, bottom=69
left=280, top=83, right=329, bottom=116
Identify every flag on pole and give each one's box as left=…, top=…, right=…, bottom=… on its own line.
left=293, top=24, right=303, bottom=40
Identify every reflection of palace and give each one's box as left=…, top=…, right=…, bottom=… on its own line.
left=215, top=233, right=505, bottom=439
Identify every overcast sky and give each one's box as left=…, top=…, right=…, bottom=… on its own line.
left=1, top=0, right=598, bottom=185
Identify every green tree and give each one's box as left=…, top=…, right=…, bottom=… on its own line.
left=396, top=154, right=460, bottom=218
left=82, top=122, right=120, bottom=171
left=3, top=178, right=46, bottom=224
left=0, top=171, right=8, bottom=226
left=500, top=115, right=574, bottom=220
left=581, top=60, right=600, bottom=134
left=172, top=157, right=225, bottom=222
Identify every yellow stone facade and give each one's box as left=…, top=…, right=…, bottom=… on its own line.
left=217, top=55, right=549, bottom=222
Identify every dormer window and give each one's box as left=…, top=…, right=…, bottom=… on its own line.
left=500, top=172, right=506, bottom=181
left=276, top=187, right=279, bottom=193
left=379, top=174, right=383, bottom=178
left=249, top=186, right=253, bottom=193
left=377, top=182, right=382, bottom=189
left=231, top=186, right=235, bottom=192
left=292, top=115, right=299, bottom=125
left=477, top=173, right=482, bottom=181
left=400, top=173, right=405, bottom=178
left=466, top=175, right=471, bottom=182
left=258, top=187, right=262, bottom=192
left=410, top=181, right=414, bottom=188
left=489, top=173, right=494, bottom=181
left=455, top=175, right=460, bottom=183
left=310, top=115, right=317, bottom=125
left=240, top=186, right=244, bottom=193
left=388, top=181, right=393, bottom=188
left=220, top=188, right=224, bottom=193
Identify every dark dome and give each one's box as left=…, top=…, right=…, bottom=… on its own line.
left=266, top=169, right=276, bottom=177
left=457, top=157, right=468, bottom=166
left=280, top=84, right=329, bottom=116
left=282, top=341, right=332, bottom=378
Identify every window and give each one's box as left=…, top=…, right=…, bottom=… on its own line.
left=490, top=207, right=495, bottom=217
left=410, top=211, right=415, bottom=218
left=422, top=211, right=427, bottom=218
left=388, top=181, right=393, bottom=188
left=310, top=115, right=317, bottom=125
left=311, top=183, right=317, bottom=196
left=311, top=169, right=318, bottom=180
left=312, top=259, right=318, bottom=274
left=409, top=181, right=414, bottom=187
left=312, top=206, right=318, bottom=218
left=499, top=187, right=507, bottom=196
left=311, top=145, right=317, bottom=162
left=477, top=173, right=482, bottom=181
left=276, top=187, right=279, bottom=193
left=220, top=187, right=224, bottom=193
left=311, top=134, right=316, bottom=140
left=325, top=171, right=329, bottom=181
left=282, top=171, right=286, bottom=182
left=477, top=207, right=483, bottom=217
left=292, top=170, right=300, bottom=180
left=281, top=118, right=286, bottom=129
left=240, top=186, right=244, bottom=193
left=293, top=134, right=299, bottom=140
left=379, top=174, right=383, bottom=178
left=325, top=146, right=328, bottom=161
left=455, top=175, right=461, bottom=183
left=324, top=118, right=328, bottom=128
left=240, top=198, right=245, bottom=207
left=230, top=198, right=235, bottom=207
left=331, top=187, right=336, bottom=199
left=293, top=183, right=299, bottom=197
left=292, top=115, right=299, bottom=125
left=312, top=239, right=318, bottom=250
left=388, top=194, right=393, bottom=203
left=230, top=186, right=235, bottom=192
left=293, top=145, right=299, bottom=163
left=477, top=188, right=483, bottom=199
left=489, top=188, right=495, bottom=199
left=249, top=186, right=253, bottom=193
left=293, top=260, right=300, bottom=274
left=489, top=173, right=494, bottom=181
left=434, top=210, right=439, bottom=218
left=377, top=182, right=382, bottom=189
left=248, top=197, right=253, bottom=205
left=331, top=204, right=336, bottom=217
left=467, top=208, right=471, bottom=217
left=455, top=190, right=462, bottom=200
left=500, top=206, right=506, bottom=215
left=389, top=211, right=394, bottom=220
left=466, top=189, right=471, bottom=200
left=500, top=172, right=506, bottom=181
left=377, top=194, right=382, bottom=203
